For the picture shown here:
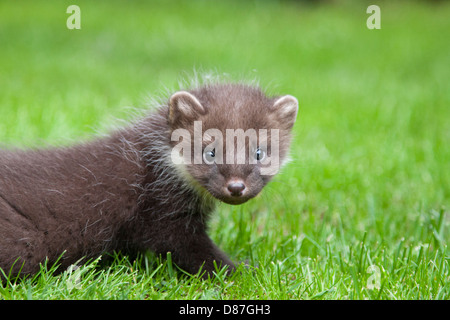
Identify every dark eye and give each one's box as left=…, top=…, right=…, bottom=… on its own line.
left=203, top=148, right=215, bottom=164
left=254, top=148, right=265, bottom=161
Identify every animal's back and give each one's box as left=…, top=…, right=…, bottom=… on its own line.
left=0, top=135, right=144, bottom=274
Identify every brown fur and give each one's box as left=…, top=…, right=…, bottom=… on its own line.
left=0, top=83, right=298, bottom=278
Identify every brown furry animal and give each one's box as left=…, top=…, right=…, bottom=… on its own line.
left=0, top=82, right=298, bottom=278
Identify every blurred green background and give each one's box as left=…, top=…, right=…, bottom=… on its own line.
left=0, top=0, right=449, bottom=299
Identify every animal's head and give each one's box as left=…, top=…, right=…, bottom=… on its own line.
left=168, top=83, right=298, bottom=205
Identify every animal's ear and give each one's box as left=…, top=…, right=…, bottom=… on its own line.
left=270, top=95, right=298, bottom=130
left=168, top=91, right=206, bottom=128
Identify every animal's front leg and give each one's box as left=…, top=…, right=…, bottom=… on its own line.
left=156, top=228, right=235, bottom=277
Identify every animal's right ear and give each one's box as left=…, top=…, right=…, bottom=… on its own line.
left=168, top=91, right=206, bottom=128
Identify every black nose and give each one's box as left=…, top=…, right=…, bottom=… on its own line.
left=227, top=182, right=246, bottom=197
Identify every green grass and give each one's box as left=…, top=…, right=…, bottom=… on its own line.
left=1, top=0, right=449, bottom=299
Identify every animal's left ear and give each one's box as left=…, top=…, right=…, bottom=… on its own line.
left=270, top=95, right=299, bottom=130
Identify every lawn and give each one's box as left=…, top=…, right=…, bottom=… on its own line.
left=0, top=0, right=449, bottom=300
